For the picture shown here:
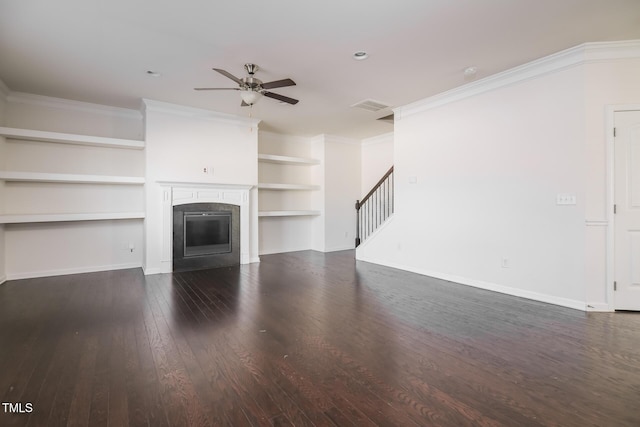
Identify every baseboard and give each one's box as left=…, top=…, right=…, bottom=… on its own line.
left=6, top=262, right=142, bottom=281
left=249, top=257, right=261, bottom=263
left=323, top=244, right=355, bottom=253
left=586, top=302, right=613, bottom=312
left=142, top=267, right=164, bottom=276
left=0, top=274, right=6, bottom=285
left=259, top=246, right=313, bottom=256
left=357, top=256, right=587, bottom=311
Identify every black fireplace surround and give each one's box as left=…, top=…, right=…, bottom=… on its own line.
left=173, top=203, right=240, bottom=272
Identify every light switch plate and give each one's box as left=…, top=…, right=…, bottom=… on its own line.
left=556, top=193, right=577, bottom=205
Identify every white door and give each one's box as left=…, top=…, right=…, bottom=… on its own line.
left=614, top=110, right=640, bottom=310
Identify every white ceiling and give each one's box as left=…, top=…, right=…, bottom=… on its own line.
left=1, top=0, right=639, bottom=139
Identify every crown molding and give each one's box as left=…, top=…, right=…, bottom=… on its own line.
left=583, top=39, right=640, bottom=61
left=142, top=99, right=261, bottom=128
left=6, top=92, right=141, bottom=119
left=396, top=39, right=640, bottom=120
left=361, top=132, right=394, bottom=147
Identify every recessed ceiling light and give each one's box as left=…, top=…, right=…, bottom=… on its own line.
left=146, top=70, right=161, bottom=77
left=463, top=66, right=477, bottom=77
left=353, top=51, right=369, bottom=61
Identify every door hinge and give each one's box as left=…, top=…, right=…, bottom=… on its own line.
left=613, top=127, right=616, bottom=137
left=614, top=204, right=617, bottom=214
left=614, top=281, right=617, bottom=291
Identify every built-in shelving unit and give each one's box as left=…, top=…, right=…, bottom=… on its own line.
left=258, top=210, right=321, bottom=217
left=0, top=212, right=145, bottom=224
left=0, top=127, right=145, bottom=225
left=257, top=145, right=321, bottom=225
left=257, top=183, right=320, bottom=191
left=0, top=171, right=145, bottom=185
left=0, top=126, right=144, bottom=149
left=258, top=153, right=320, bottom=166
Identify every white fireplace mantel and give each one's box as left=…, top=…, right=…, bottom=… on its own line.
left=147, top=181, right=254, bottom=274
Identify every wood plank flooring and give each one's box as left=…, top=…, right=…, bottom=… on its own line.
left=0, top=250, right=639, bottom=426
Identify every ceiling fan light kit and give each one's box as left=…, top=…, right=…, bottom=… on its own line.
left=240, top=89, right=262, bottom=105
left=195, top=63, right=298, bottom=106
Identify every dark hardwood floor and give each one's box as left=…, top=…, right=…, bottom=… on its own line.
left=0, top=250, right=638, bottom=426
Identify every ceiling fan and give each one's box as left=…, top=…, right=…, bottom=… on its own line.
left=195, top=63, right=298, bottom=106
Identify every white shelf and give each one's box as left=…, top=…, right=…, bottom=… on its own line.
left=258, top=183, right=320, bottom=191
left=258, top=153, right=320, bottom=166
left=258, top=210, right=321, bottom=217
left=0, top=126, right=144, bottom=149
left=0, top=171, right=145, bottom=185
left=0, top=212, right=146, bottom=224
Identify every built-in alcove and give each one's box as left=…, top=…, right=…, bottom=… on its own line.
left=173, top=202, right=240, bottom=271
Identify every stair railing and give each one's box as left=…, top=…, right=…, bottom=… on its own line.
left=355, top=166, right=394, bottom=247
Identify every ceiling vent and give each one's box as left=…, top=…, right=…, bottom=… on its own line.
left=351, top=99, right=390, bottom=112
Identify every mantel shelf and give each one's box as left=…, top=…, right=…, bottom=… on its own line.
left=258, top=183, right=320, bottom=191
left=0, top=212, right=146, bottom=224
left=258, top=210, right=321, bottom=217
left=258, top=153, right=320, bottom=166
left=0, top=171, right=145, bottom=185
left=0, top=126, right=144, bottom=149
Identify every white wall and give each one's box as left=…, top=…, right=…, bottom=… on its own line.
left=358, top=41, right=640, bottom=311
left=6, top=92, right=143, bottom=139
left=583, top=58, right=640, bottom=307
left=0, top=79, right=7, bottom=283
left=143, top=100, right=260, bottom=273
left=361, top=132, right=393, bottom=196
left=6, top=220, right=143, bottom=279
left=2, top=93, right=145, bottom=279
left=323, top=135, right=361, bottom=252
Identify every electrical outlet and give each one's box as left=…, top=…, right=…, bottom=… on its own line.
left=128, top=242, right=135, bottom=253
left=501, top=257, right=509, bottom=268
left=203, top=166, right=214, bottom=175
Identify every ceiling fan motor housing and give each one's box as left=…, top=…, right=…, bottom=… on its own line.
left=242, top=76, right=263, bottom=91
left=244, top=63, right=259, bottom=75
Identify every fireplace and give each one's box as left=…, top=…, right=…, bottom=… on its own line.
left=173, top=203, right=240, bottom=271
left=145, top=182, right=253, bottom=275
left=184, top=212, right=231, bottom=256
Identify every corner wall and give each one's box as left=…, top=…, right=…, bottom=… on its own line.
left=358, top=41, right=640, bottom=311
left=323, top=135, right=361, bottom=251
left=583, top=58, right=640, bottom=308
left=361, top=132, right=394, bottom=196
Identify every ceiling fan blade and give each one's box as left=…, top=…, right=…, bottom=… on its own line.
left=263, top=91, right=299, bottom=105
left=194, top=87, right=240, bottom=91
left=212, top=68, right=243, bottom=85
left=261, top=78, right=296, bottom=90
left=241, top=100, right=249, bottom=107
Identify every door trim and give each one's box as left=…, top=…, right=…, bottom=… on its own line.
left=606, top=104, right=640, bottom=311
